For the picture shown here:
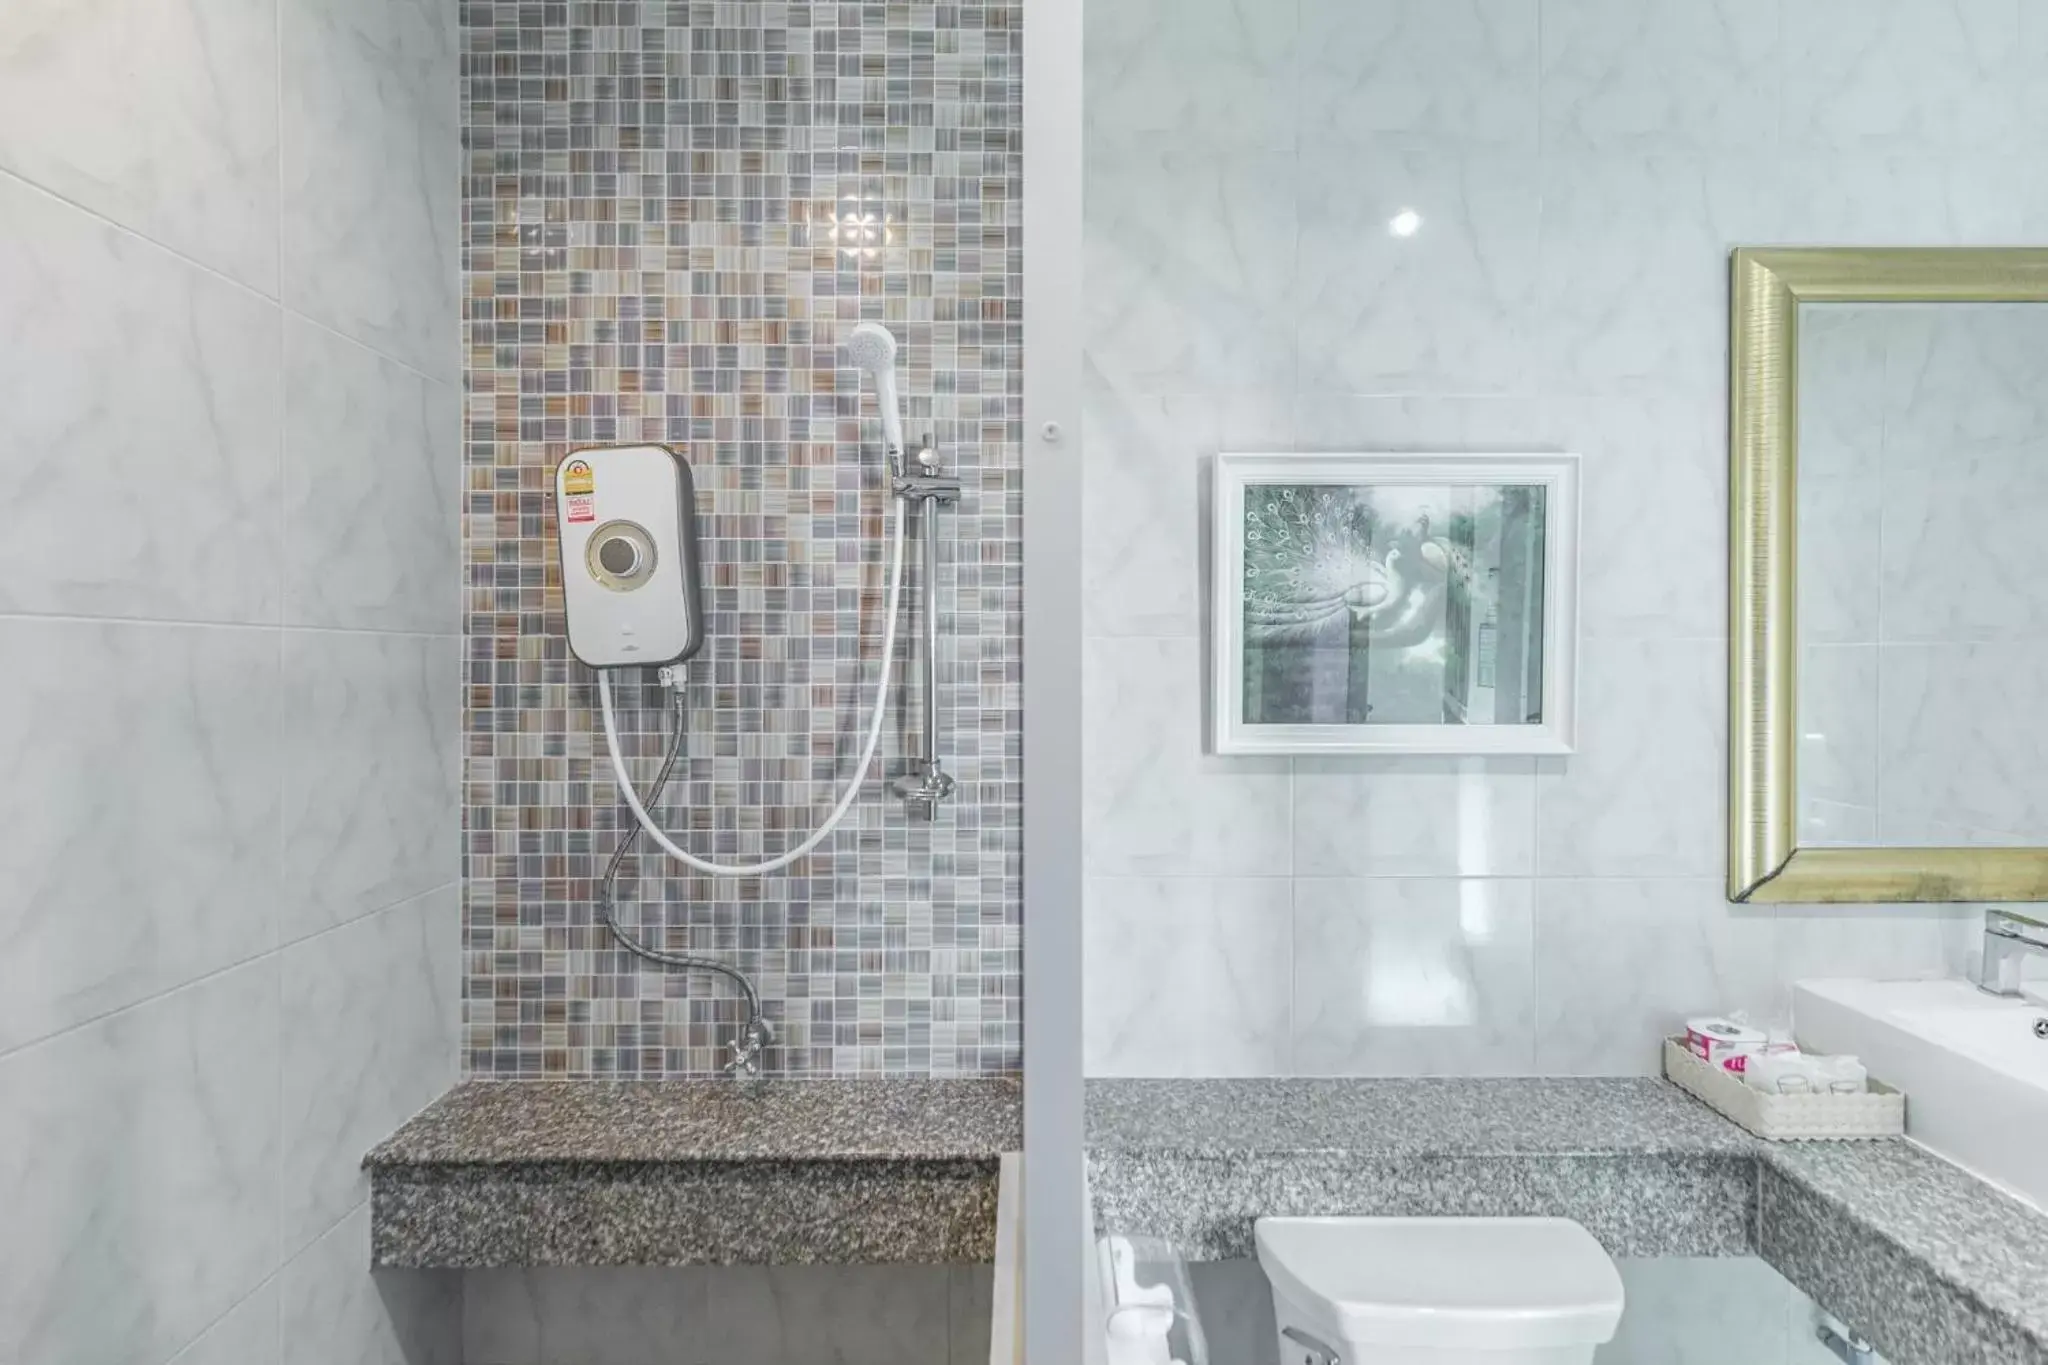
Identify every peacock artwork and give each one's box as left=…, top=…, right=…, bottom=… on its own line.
left=1239, top=480, right=1547, bottom=728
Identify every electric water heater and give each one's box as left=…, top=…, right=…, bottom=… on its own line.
left=553, top=444, right=705, bottom=668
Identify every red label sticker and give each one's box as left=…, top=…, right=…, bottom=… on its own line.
left=566, top=493, right=596, bottom=524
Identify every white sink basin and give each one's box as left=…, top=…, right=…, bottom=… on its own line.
left=1793, top=978, right=2048, bottom=1211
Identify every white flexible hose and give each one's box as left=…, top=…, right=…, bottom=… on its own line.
left=596, top=497, right=909, bottom=878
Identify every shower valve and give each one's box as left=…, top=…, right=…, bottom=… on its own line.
left=723, top=1017, right=773, bottom=1080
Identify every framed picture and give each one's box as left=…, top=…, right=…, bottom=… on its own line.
left=1212, top=452, right=1580, bottom=756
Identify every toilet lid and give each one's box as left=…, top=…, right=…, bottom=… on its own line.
left=1254, top=1217, right=1625, bottom=1350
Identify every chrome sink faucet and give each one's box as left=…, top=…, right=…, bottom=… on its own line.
left=723, top=1014, right=774, bottom=1080
left=1976, top=909, right=2048, bottom=998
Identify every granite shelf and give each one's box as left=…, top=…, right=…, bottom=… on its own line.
left=365, top=1077, right=1020, bottom=1268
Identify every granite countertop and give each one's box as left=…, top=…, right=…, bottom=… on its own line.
left=1086, top=1077, right=2048, bottom=1365
left=1760, top=1140, right=2048, bottom=1365
left=1086, top=1077, right=1756, bottom=1158
left=367, top=1077, right=1022, bottom=1165
left=367, top=1077, right=1019, bottom=1268
left=1087, top=1077, right=1762, bottom=1267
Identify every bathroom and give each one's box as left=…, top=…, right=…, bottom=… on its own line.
left=4, top=2, right=2048, bottom=1365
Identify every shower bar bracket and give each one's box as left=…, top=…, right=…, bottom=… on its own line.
left=893, top=439, right=960, bottom=820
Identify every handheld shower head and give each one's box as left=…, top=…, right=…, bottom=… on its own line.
left=845, top=322, right=905, bottom=461
left=844, top=320, right=898, bottom=372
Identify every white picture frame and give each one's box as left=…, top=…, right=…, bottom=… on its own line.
left=1211, top=451, right=1580, bottom=756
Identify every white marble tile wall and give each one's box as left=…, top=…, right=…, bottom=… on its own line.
left=1182, top=1254, right=1880, bottom=1365
left=1081, top=0, right=2039, bottom=1078
left=0, top=0, right=462, bottom=1360
left=461, top=1265, right=995, bottom=1365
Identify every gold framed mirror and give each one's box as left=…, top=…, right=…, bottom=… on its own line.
left=1730, top=247, right=2048, bottom=902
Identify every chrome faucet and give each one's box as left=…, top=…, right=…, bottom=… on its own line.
left=723, top=1014, right=774, bottom=1080
left=1976, top=909, right=2048, bottom=998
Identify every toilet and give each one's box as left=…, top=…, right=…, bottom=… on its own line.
left=1254, top=1216, right=1625, bottom=1365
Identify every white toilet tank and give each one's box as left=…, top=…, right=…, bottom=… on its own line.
left=1254, top=1216, right=1624, bottom=1365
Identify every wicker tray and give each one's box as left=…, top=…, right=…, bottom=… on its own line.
left=1663, top=1038, right=1904, bottom=1141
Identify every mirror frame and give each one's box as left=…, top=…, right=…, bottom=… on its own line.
left=1729, top=246, right=2048, bottom=902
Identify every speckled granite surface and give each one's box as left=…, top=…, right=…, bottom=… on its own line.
left=1760, top=1141, right=2048, bottom=1365
left=1086, top=1077, right=1758, bottom=1158
left=367, top=1078, right=1018, bottom=1267
left=1087, top=1077, right=2048, bottom=1365
left=1086, top=1079, right=1757, bottom=1259
left=367, top=1078, right=1022, bottom=1164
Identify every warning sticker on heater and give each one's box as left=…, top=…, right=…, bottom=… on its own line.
left=565, top=493, right=596, bottom=524
left=562, top=459, right=596, bottom=496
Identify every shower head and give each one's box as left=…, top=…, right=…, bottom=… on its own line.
left=845, top=322, right=905, bottom=460
left=845, top=320, right=898, bottom=372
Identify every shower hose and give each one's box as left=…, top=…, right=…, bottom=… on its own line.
left=590, top=496, right=910, bottom=1052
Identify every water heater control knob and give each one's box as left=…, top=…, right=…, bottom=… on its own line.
left=596, top=533, right=641, bottom=577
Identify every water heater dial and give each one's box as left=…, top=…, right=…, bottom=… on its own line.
left=596, top=533, right=640, bottom=575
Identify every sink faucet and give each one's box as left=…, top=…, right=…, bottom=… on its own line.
left=723, top=1015, right=774, bottom=1081
left=1976, top=909, right=2048, bottom=998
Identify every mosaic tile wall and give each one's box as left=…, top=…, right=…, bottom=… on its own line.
left=460, top=0, right=1023, bottom=1078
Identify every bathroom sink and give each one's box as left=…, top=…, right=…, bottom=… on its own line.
left=1793, top=978, right=2048, bottom=1211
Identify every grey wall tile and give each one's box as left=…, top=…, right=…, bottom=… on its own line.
left=1302, top=0, right=1539, bottom=150
left=1293, top=877, right=1538, bottom=1076
left=282, top=0, right=459, bottom=379
left=463, top=1266, right=708, bottom=1365
left=284, top=317, right=459, bottom=633
left=1534, top=879, right=1778, bottom=1074
left=280, top=1207, right=460, bottom=1365
left=699, top=1265, right=953, bottom=1365
left=1534, top=638, right=1725, bottom=879
left=1296, top=142, right=1541, bottom=395
left=1187, top=1259, right=1280, bottom=1365
left=1540, top=0, right=1780, bottom=154
left=1086, top=0, right=1299, bottom=147
left=0, top=176, right=282, bottom=624
left=461, top=1265, right=974, bottom=1365
left=1603, top=1255, right=1796, bottom=1364
left=950, top=1265, right=996, bottom=1365
left=1293, top=757, right=1537, bottom=878
left=1535, top=152, right=1780, bottom=400
left=1774, top=904, right=1979, bottom=1024
left=1081, top=378, right=1294, bottom=641
left=168, top=1282, right=281, bottom=1365
left=1084, top=877, right=1293, bottom=1077
left=0, top=620, right=281, bottom=1052
left=1291, top=394, right=1552, bottom=452
left=1083, top=636, right=1291, bottom=878
left=1782, top=0, right=2024, bottom=157
left=281, top=631, right=459, bottom=942
left=0, top=958, right=281, bottom=1365
left=1085, top=136, right=1297, bottom=396
left=1552, top=396, right=1728, bottom=642
left=0, top=0, right=279, bottom=290
left=1776, top=152, right=2048, bottom=245
left=280, top=887, right=460, bottom=1258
